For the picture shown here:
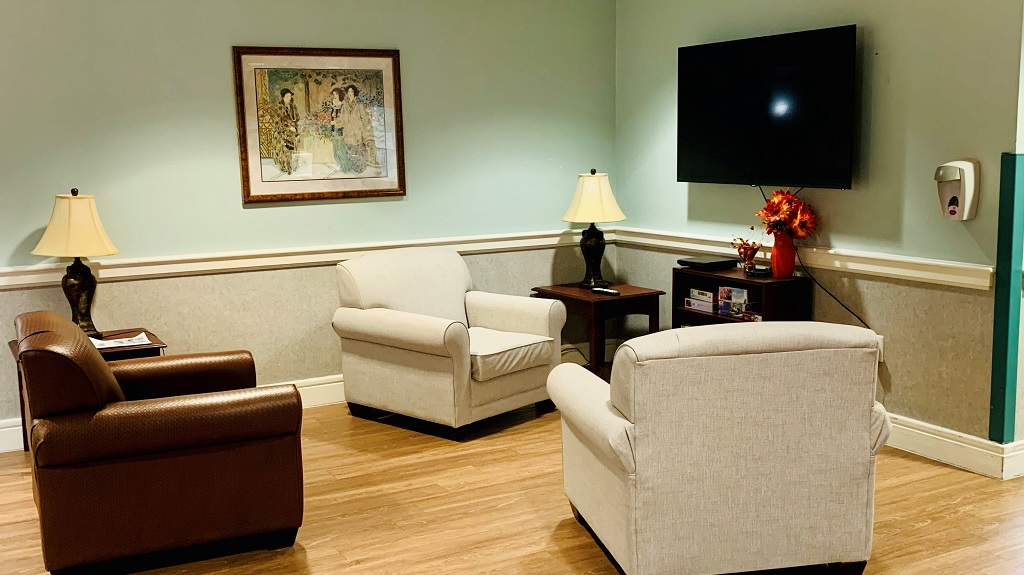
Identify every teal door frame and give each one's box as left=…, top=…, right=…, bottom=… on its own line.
left=990, top=152, right=1024, bottom=443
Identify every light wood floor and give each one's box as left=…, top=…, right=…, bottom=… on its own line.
left=1, top=404, right=1023, bottom=574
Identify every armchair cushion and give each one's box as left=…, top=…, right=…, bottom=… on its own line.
left=468, top=327, right=553, bottom=381
left=109, top=351, right=257, bottom=400
left=332, top=307, right=470, bottom=358
left=31, top=385, right=302, bottom=468
left=548, top=363, right=635, bottom=473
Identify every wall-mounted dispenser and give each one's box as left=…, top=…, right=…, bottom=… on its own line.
left=934, top=160, right=979, bottom=221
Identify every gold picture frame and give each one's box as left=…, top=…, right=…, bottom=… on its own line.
left=232, top=46, right=405, bottom=203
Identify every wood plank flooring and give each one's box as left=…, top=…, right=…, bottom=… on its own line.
left=0, top=404, right=1023, bottom=574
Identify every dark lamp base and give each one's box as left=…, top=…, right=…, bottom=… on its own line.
left=578, top=223, right=610, bottom=289
left=62, top=257, right=101, bottom=336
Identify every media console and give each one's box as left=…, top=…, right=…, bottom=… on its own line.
left=672, top=266, right=812, bottom=328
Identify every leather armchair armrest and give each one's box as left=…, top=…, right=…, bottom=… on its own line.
left=466, top=291, right=567, bottom=338
left=109, top=351, right=256, bottom=400
left=32, top=385, right=301, bottom=468
left=547, top=363, right=635, bottom=473
left=332, top=307, right=469, bottom=358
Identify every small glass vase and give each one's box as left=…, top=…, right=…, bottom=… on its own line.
left=771, top=232, right=796, bottom=278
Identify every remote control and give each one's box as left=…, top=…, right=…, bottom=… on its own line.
left=591, top=287, right=620, bottom=296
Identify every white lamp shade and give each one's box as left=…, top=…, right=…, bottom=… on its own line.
left=32, top=194, right=119, bottom=258
left=561, top=172, right=626, bottom=224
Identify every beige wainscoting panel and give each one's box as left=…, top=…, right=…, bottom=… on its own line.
left=0, top=288, right=72, bottom=419
left=465, top=245, right=617, bottom=347
left=93, top=266, right=346, bottom=385
left=614, top=245, right=993, bottom=439
left=0, top=248, right=591, bottom=421
left=0, top=266, right=345, bottom=420
left=2, top=239, right=994, bottom=441
left=810, top=267, right=993, bottom=439
left=608, top=247, right=675, bottom=333
left=463, top=244, right=614, bottom=295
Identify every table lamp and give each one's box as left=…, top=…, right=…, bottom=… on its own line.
left=562, top=169, right=626, bottom=288
left=32, top=188, right=119, bottom=337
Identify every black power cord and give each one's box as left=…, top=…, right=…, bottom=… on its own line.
left=755, top=184, right=867, bottom=329
left=794, top=248, right=872, bottom=330
left=758, top=186, right=805, bottom=199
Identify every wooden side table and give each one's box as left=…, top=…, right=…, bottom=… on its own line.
left=9, top=328, right=166, bottom=452
left=532, top=284, right=665, bottom=379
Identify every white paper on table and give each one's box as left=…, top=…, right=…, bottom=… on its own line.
left=89, top=333, right=152, bottom=349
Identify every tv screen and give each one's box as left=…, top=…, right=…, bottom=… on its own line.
left=677, top=25, right=857, bottom=189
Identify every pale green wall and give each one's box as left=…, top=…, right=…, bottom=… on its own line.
left=615, top=0, right=1022, bottom=264
left=0, top=0, right=615, bottom=267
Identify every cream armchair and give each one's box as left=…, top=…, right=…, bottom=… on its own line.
left=547, top=322, right=891, bottom=575
left=332, top=247, right=567, bottom=434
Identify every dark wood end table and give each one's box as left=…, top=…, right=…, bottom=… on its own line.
left=532, top=284, right=665, bottom=380
left=9, top=328, right=166, bottom=451
left=671, top=267, right=812, bottom=328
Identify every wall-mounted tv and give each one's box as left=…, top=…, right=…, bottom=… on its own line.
left=677, top=25, right=857, bottom=189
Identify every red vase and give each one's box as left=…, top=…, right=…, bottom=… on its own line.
left=771, top=232, right=796, bottom=278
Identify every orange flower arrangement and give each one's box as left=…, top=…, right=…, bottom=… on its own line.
left=756, top=191, right=818, bottom=239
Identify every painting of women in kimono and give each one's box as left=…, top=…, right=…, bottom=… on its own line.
left=234, top=47, right=405, bottom=203
left=329, top=85, right=383, bottom=176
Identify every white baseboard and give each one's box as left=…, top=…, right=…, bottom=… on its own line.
left=1004, top=441, right=1024, bottom=480
left=886, top=413, right=1024, bottom=480
left=0, top=418, right=22, bottom=454
left=0, top=376, right=348, bottom=454
left=263, top=374, right=345, bottom=408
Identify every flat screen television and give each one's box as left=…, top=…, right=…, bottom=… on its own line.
left=677, top=25, right=857, bottom=189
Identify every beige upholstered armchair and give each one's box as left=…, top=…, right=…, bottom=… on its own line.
left=332, top=247, right=567, bottom=435
left=547, top=322, right=891, bottom=575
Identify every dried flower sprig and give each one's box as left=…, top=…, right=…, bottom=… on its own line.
left=731, top=226, right=763, bottom=266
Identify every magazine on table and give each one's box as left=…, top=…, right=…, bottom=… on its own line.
left=88, top=333, right=151, bottom=350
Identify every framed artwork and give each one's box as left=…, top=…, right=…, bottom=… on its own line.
left=232, top=46, right=405, bottom=203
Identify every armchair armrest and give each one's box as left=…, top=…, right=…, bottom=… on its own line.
left=871, top=401, right=891, bottom=455
left=466, top=291, right=566, bottom=338
left=32, top=385, right=302, bottom=468
left=332, top=307, right=469, bottom=358
left=109, top=351, right=257, bottom=400
left=547, top=363, right=635, bottom=473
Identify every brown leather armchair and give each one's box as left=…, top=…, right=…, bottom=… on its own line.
left=14, top=311, right=304, bottom=574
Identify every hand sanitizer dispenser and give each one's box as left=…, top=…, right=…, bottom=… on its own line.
left=934, top=160, right=979, bottom=221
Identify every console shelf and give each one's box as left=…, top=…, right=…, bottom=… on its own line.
left=671, top=266, right=812, bottom=328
